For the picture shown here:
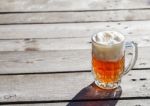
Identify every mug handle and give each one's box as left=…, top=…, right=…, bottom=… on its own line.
left=123, top=41, right=138, bottom=75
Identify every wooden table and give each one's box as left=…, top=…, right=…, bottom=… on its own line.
left=0, top=0, right=150, bottom=105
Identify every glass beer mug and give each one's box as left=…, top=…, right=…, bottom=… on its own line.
left=91, top=31, right=138, bottom=89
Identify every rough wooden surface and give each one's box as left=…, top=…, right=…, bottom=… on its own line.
left=47, top=100, right=150, bottom=106
left=0, top=34, right=149, bottom=51
left=0, top=21, right=150, bottom=39
left=0, top=0, right=150, bottom=12
left=2, top=100, right=150, bottom=106
left=0, top=9, right=150, bottom=24
left=0, top=0, right=149, bottom=105
left=0, top=47, right=148, bottom=74
left=0, top=69, right=149, bottom=103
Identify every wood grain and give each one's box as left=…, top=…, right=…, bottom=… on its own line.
left=0, top=0, right=149, bottom=105
left=2, top=100, right=150, bottom=106
left=0, top=34, right=149, bottom=51
left=0, top=9, right=150, bottom=24
left=0, top=70, right=149, bottom=102
left=0, top=0, right=150, bottom=12
left=0, top=21, right=150, bottom=39
left=46, top=100, right=150, bottom=106
left=0, top=47, right=148, bottom=74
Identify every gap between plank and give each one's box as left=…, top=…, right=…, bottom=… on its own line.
left=0, top=68, right=149, bottom=76
left=0, top=36, right=88, bottom=40
left=0, top=8, right=150, bottom=14
left=1, top=96, right=150, bottom=105
left=0, top=19, right=150, bottom=25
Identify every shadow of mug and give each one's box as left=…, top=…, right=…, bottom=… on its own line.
left=67, top=82, right=122, bottom=106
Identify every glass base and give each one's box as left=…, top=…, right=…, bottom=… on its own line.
left=95, top=80, right=120, bottom=89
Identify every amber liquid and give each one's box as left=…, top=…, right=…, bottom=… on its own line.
left=92, top=55, right=124, bottom=83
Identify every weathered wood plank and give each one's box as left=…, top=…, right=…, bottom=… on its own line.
left=0, top=0, right=150, bottom=12
left=0, top=34, right=149, bottom=51
left=0, top=70, right=149, bottom=102
left=0, top=47, right=148, bottom=74
left=44, top=100, right=150, bottom=106
left=0, top=21, right=149, bottom=39
left=0, top=9, right=150, bottom=24
left=2, top=100, right=150, bottom=106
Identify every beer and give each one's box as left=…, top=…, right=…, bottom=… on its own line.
left=91, top=31, right=138, bottom=89
left=92, top=31, right=125, bottom=88
left=92, top=55, right=124, bottom=83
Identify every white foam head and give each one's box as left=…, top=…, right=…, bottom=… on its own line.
left=92, top=31, right=125, bottom=61
left=93, top=31, right=124, bottom=45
